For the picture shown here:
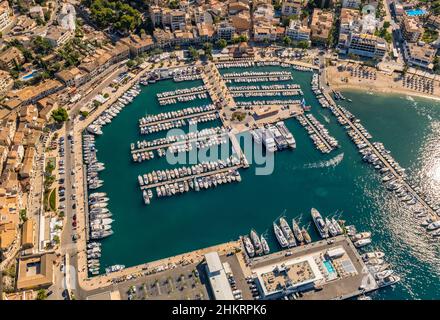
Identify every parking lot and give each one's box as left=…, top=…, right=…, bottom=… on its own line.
left=117, top=263, right=210, bottom=300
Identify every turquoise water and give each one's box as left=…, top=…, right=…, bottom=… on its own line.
left=323, top=260, right=336, bottom=274
left=93, top=66, right=440, bottom=300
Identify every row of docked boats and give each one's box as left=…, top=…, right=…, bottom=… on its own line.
left=224, top=75, right=292, bottom=83
left=215, top=59, right=255, bottom=69
left=243, top=229, right=270, bottom=257
left=132, top=126, right=228, bottom=150
left=87, top=85, right=140, bottom=135
left=87, top=242, right=101, bottom=275
left=149, top=169, right=242, bottom=201
left=230, top=89, right=303, bottom=98
left=311, top=208, right=344, bottom=239
left=272, top=217, right=312, bottom=249
left=321, top=98, right=440, bottom=239
left=229, top=84, right=301, bottom=91
left=83, top=135, right=105, bottom=190
left=88, top=192, right=114, bottom=240
left=346, top=225, right=400, bottom=288
left=138, top=156, right=241, bottom=187
left=173, top=66, right=202, bottom=82
left=139, top=112, right=220, bottom=135
left=158, top=92, right=209, bottom=105
left=251, top=122, right=296, bottom=152
left=139, top=104, right=217, bottom=125
left=157, top=85, right=207, bottom=99
left=236, top=99, right=301, bottom=107
left=305, top=113, right=339, bottom=148
left=133, top=135, right=228, bottom=163
left=295, top=114, right=336, bottom=154
left=222, top=71, right=292, bottom=79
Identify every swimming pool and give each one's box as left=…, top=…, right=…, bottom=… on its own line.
left=21, top=70, right=38, bottom=81
left=323, top=260, right=336, bottom=274
left=405, top=9, right=427, bottom=17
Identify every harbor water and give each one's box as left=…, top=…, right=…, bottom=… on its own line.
left=93, top=67, right=440, bottom=299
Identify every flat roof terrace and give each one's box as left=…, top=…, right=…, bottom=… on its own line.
left=249, top=235, right=378, bottom=300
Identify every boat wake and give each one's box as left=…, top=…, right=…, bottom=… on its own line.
left=304, top=153, right=344, bottom=169
left=319, top=112, right=331, bottom=124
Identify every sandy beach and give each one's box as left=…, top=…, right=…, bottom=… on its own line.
left=326, top=65, right=440, bottom=103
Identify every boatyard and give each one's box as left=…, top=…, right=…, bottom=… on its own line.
left=68, top=55, right=440, bottom=300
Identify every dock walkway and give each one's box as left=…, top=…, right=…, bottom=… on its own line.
left=297, top=114, right=333, bottom=151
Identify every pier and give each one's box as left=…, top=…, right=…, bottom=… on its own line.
left=230, top=88, right=302, bottom=96
left=130, top=132, right=229, bottom=154
left=140, top=164, right=244, bottom=190
left=138, top=110, right=218, bottom=129
left=322, top=88, right=439, bottom=221
left=157, top=89, right=208, bottom=102
left=296, top=114, right=334, bottom=153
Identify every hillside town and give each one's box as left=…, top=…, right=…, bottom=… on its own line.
left=0, top=0, right=440, bottom=301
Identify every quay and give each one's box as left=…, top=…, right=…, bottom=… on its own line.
left=139, top=164, right=244, bottom=190
left=138, top=110, right=218, bottom=129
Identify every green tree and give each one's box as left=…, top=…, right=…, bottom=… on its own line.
left=283, top=36, right=293, bottom=46
left=51, top=107, right=69, bottom=123
left=36, top=289, right=48, bottom=300
left=216, top=39, right=228, bottom=49
left=188, top=46, right=199, bottom=61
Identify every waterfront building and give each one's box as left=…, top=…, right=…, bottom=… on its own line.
left=427, top=15, right=440, bottom=29
left=149, top=5, right=162, bottom=26
left=0, top=1, right=13, bottom=32
left=231, top=11, right=251, bottom=34
left=21, top=218, right=35, bottom=250
left=347, top=33, right=387, bottom=60
left=285, top=19, right=311, bottom=42
left=0, top=47, right=25, bottom=70
left=310, top=9, right=334, bottom=44
left=402, top=41, right=436, bottom=70
left=44, top=26, right=73, bottom=47
left=153, top=28, right=175, bottom=48
left=338, top=8, right=362, bottom=51
left=4, top=79, right=64, bottom=107
left=16, top=253, right=55, bottom=290
left=204, top=252, right=235, bottom=300
left=342, top=0, right=361, bottom=8
left=254, top=24, right=278, bottom=42
left=217, top=22, right=236, bottom=41
left=281, top=0, right=302, bottom=17
left=197, top=23, right=216, bottom=43
left=229, top=0, right=249, bottom=15
left=400, top=16, right=423, bottom=43
left=120, top=34, right=154, bottom=56
left=0, top=70, right=13, bottom=97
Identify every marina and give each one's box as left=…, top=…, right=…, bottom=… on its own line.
left=81, top=61, right=440, bottom=299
